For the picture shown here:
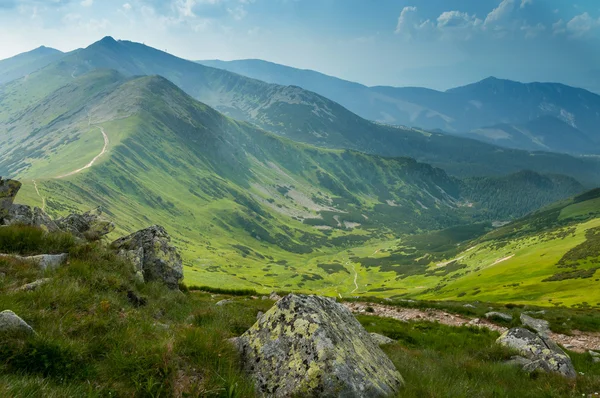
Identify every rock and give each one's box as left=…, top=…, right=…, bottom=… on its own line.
left=0, top=253, right=68, bottom=271
left=234, top=294, right=403, bottom=397
left=497, top=328, right=576, bottom=378
left=0, top=310, right=35, bottom=336
left=269, top=291, right=282, bottom=301
left=17, top=278, right=51, bottom=292
left=524, top=310, right=546, bottom=316
left=504, top=355, right=531, bottom=367
left=261, top=296, right=268, bottom=300
left=216, top=299, right=233, bottom=306
left=4, top=204, right=60, bottom=232
left=0, top=178, right=21, bottom=222
left=485, top=311, right=513, bottom=322
left=111, top=225, right=183, bottom=289
left=370, top=332, right=396, bottom=345
left=463, top=304, right=476, bottom=308
left=589, top=350, right=600, bottom=357
left=256, top=311, right=264, bottom=320
left=56, top=208, right=115, bottom=240
left=127, top=290, right=147, bottom=307
left=520, top=314, right=550, bottom=335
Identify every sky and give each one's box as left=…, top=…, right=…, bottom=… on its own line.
left=0, top=0, right=599, bottom=91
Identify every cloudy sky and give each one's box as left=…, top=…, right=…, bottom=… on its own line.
left=0, top=0, right=599, bottom=90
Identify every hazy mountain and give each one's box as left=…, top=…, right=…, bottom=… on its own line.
left=0, top=46, right=63, bottom=85
left=200, top=59, right=600, bottom=155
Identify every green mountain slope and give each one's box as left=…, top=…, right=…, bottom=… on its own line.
left=3, top=38, right=600, bottom=185
left=1, top=70, right=584, bottom=298
left=0, top=46, right=63, bottom=85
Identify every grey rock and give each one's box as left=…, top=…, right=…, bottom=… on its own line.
left=56, top=208, right=115, bottom=240
left=370, top=332, right=396, bottom=345
left=4, top=204, right=60, bottom=232
left=111, top=225, right=183, bottom=289
left=497, top=328, right=576, bottom=378
left=216, top=299, right=233, bottom=306
left=234, top=294, right=403, bottom=397
left=256, top=311, right=264, bottom=320
left=17, top=278, right=51, bottom=292
left=524, top=310, right=546, bottom=316
left=485, top=311, right=513, bottom=322
left=0, top=253, right=68, bottom=271
left=269, top=291, right=282, bottom=301
left=520, top=314, right=550, bottom=335
left=504, top=355, right=531, bottom=367
left=463, top=304, right=476, bottom=308
left=0, top=310, right=35, bottom=336
left=589, top=350, right=600, bottom=358
left=0, top=178, right=21, bottom=222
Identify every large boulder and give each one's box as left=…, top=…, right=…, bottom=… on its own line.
left=0, top=310, right=35, bottom=337
left=111, top=225, right=183, bottom=289
left=4, top=204, right=60, bottom=232
left=0, top=178, right=21, bottom=222
left=520, top=314, right=550, bottom=336
left=497, top=328, right=576, bottom=378
left=233, top=294, right=404, bottom=398
left=55, top=208, right=115, bottom=240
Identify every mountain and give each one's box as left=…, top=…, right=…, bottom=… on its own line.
left=3, top=37, right=600, bottom=187
left=0, top=46, right=63, bottom=85
left=0, top=69, right=584, bottom=295
left=200, top=59, right=600, bottom=155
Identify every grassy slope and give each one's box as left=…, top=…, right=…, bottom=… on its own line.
left=2, top=226, right=600, bottom=397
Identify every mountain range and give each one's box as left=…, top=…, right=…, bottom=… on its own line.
left=200, top=59, right=600, bottom=156
left=0, top=37, right=598, bottom=304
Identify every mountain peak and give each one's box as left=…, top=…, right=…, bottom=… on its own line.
left=95, top=36, right=119, bottom=47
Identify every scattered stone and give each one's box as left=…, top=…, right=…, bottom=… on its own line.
left=256, top=311, right=264, bottom=320
left=233, top=294, right=403, bottom=397
left=153, top=322, right=170, bottom=331
left=463, top=304, right=476, bottom=308
left=485, top=312, right=513, bottom=322
left=468, top=318, right=481, bottom=325
left=261, top=296, right=267, bottom=300
left=111, top=225, right=183, bottom=289
left=269, top=291, right=282, bottom=301
left=370, top=332, right=396, bottom=345
left=497, top=328, right=576, bottom=378
left=0, top=178, right=21, bottom=222
left=17, top=278, right=51, bottom=292
left=520, top=314, right=550, bottom=335
left=524, top=310, right=546, bottom=316
left=590, top=351, right=600, bottom=363
left=56, top=208, right=115, bottom=240
left=504, top=355, right=531, bottom=367
left=216, top=299, right=233, bottom=306
left=0, top=253, right=68, bottom=271
left=0, top=310, right=35, bottom=336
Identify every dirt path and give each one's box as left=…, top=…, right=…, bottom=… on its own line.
left=348, top=262, right=359, bottom=294
left=32, top=180, right=46, bottom=211
left=56, top=127, right=108, bottom=179
left=344, top=302, right=600, bottom=353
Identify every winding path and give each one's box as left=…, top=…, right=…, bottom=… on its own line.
left=349, top=261, right=359, bottom=294
left=32, top=180, right=46, bottom=211
left=56, top=127, right=109, bottom=179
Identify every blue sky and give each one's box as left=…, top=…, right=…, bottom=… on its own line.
left=0, top=0, right=599, bottom=90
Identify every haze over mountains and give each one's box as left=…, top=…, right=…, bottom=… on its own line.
left=200, top=59, right=600, bottom=156
left=1, top=36, right=599, bottom=303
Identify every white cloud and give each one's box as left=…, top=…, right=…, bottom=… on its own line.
left=227, top=5, right=246, bottom=20
left=80, top=0, right=93, bottom=7
left=122, top=3, right=131, bottom=11
left=520, top=0, right=532, bottom=9
left=484, top=0, right=515, bottom=26
left=565, top=12, right=600, bottom=37
left=521, top=22, right=545, bottom=38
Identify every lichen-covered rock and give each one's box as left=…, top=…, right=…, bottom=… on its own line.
left=55, top=208, right=115, bottom=240
left=520, top=314, right=550, bottom=335
left=234, top=294, right=404, bottom=398
left=17, top=278, right=51, bottom=292
left=0, top=310, right=35, bottom=336
left=497, top=328, right=576, bottom=378
left=111, top=225, right=183, bottom=289
left=0, top=178, right=21, bottom=222
left=485, top=312, right=513, bottom=322
left=370, top=333, right=396, bottom=346
left=4, top=204, right=60, bottom=232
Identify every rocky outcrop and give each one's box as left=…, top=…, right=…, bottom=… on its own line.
left=55, top=208, right=115, bottom=240
left=497, top=328, right=576, bottom=378
left=0, top=310, right=35, bottom=337
left=520, top=314, right=550, bottom=336
left=4, top=204, right=59, bottom=232
left=0, top=253, right=68, bottom=271
left=0, top=178, right=22, bottom=222
left=111, top=225, right=183, bottom=289
left=233, top=294, right=403, bottom=398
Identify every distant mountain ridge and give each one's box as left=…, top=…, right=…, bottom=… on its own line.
left=199, top=59, right=600, bottom=155
left=0, top=46, right=63, bottom=85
